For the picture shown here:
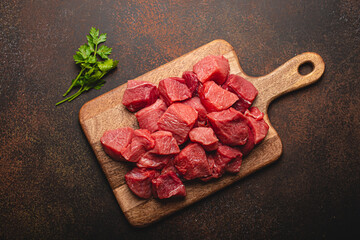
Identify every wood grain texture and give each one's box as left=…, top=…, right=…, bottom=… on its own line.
left=79, top=40, right=325, bottom=227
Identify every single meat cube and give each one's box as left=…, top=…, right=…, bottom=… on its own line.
left=207, top=108, right=249, bottom=146
left=122, top=129, right=155, bottom=162
left=225, top=156, right=243, bottom=173
left=199, top=81, right=239, bottom=112
left=202, top=144, right=242, bottom=181
left=161, top=157, right=179, bottom=176
left=100, top=127, right=134, bottom=161
left=122, top=80, right=159, bottom=112
left=246, top=114, right=269, bottom=145
left=193, top=55, right=230, bottom=85
left=218, top=144, right=243, bottom=174
left=200, top=154, right=219, bottom=181
left=217, top=144, right=242, bottom=174
left=125, top=167, right=159, bottom=199
left=152, top=171, right=186, bottom=199
left=223, top=74, right=258, bottom=108
left=245, top=107, right=264, bottom=120
left=182, top=71, right=199, bottom=96
left=158, top=103, right=198, bottom=145
left=189, top=127, right=219, bottom=151
left=232, top=98, right=252, bottom=113
left=137, top=152, right=172, bottom=169
left=238, top=126, right=255, bottom=156
left=150, top=131, right=180, bottom=155
left=182, top=97, right=208, bottom=127
left=158, top=77, right=192, bottom=106
left=174, top=143, right=211, bottom=180
left=218, top=144, right=243, bottom=160
left=135, top=99, right=167, bottom=133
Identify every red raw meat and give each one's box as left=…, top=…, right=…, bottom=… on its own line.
left=158, top=103, right=198, bottom=145
left=100, top=127, right=134, bottom=161
left=189, top=127, right=219, bottom=151
left=225, top=156, right=243, bottom=173
left=182, top=71, right=199, bottom=95
left=122, top=129, right=155, bottom=162
left=158, top=77, right=192, bottom=106
left=122, top=80, right=159, bottom=112
left=160, top=157, right=179, bottom=176
left=223, top=74, right=258, bottom=109
left=150, top=131, right=180, bottom=155
left=245, top=107, right=264, bottom=120
left=193, top=55, right=230, bottom=85
left=232, top=98, right=252, bottom=113
left=174, top=143, right=211, bottom=180
left=199, top=81, right=239, bottom=112
left=182, top=96, right=208, bottom=127
left=217, top=144, right=243, bottom=173
left=125, top=167, right=159, bottom=199
left=135, top=99, right=167, bottom=133
left=137, top=152, right=171, bottom=169
left=238, top=126, right=255, bottom=156
left=152, top=171, right=186, bottom=199
left=207, top=108, right=249, bottom=146
left=202, top=144, right=242, bottom=181
left=246, top=114, right=269, bottom=145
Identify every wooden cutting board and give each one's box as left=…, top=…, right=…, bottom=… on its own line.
left=79, top=40, right=325, bottom=227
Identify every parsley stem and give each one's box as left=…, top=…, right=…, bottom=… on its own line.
left=56, top=88, right=83, bottom=105
left=93, top=44, right=98, bottom=58
left=63, top=68, right=85, bottom=97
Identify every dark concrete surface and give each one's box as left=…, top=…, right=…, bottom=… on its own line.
left=1, top=0, right=359, bottom=239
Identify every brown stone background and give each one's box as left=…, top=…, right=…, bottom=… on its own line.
left=1, top=0, right=359, bottom=239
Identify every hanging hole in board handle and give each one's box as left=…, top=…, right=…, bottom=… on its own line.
left=298, top=61, right=315, bottom=76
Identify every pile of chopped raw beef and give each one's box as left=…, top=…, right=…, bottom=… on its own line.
left=100, top=55, right=269, bottom=199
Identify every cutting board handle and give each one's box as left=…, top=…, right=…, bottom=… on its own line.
left=248, top=52, right=325, bottom=112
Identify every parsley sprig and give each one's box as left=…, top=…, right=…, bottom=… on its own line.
left=56, top=27, right=118, bottom=105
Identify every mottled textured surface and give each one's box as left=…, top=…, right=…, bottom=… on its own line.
left=0, top=0, right=359, bottom=239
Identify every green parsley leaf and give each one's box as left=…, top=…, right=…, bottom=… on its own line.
left=56, top=27, right=118, bottom=106
left=98, top=59, right=118, bottom=72
left=97, top=45, right=112, bottom=59
left=89, top=27, right=99, bottom=39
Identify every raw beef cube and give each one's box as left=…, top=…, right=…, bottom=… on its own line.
left=245, top=107, right=264, bottom=120
left=132, top=129, right=155, bottom=150
left=150, top=131, right=180, bottom=155
left=122, top=80, right=159, bottom=112
left=200, top=154, right=220, bottom=181
left=193, top=55, right=230, bottom=85
left=137, top=152, right=172, bottom=169
left=158, top=77, right=192, bottom=106
left=207, top=108, right=249, bottom=146
left=161, top=157, right=179, bottom=176
left=135, top=99, right=167, bottom=133
left=217, top=144, right=242, bottom=160
left=158, top=103, right=198, bottom=145
left=189, top=127, right=219, bottom=151
left=238, top=126, right=255, bottom=156
left=202, top=145, right=242, bottom=181
left=223, top=74, right=258, bottom=106
left=125, top=167, right=159, bottom=199
left=199, top=81, right=239, bottom=112
left=246, top=114, right=269, bottom=145
left=182, top=71, right=199, bottom=95
left=225, top=156, right=243, bottom=173
left=182, top=97, right=208, bottom=127
left=100, top=127, right=134, bottom=161
left=174, top=143, right=211, bottom=180
left=218, top=144, right=243, bottom=174
left=152, top=171, right=186, bottom=199
left=122, top=129, right=155, bottom=162
left=232, top=98, right=252, bottom=113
